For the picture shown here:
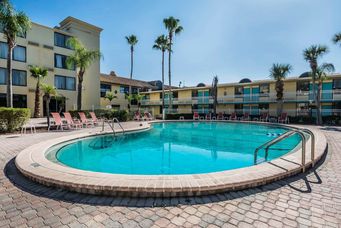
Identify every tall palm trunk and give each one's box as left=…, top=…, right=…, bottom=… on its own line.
left=34, top=81, right=41, bottom=117
left=168, top=34, right=172, bottom=113
left=161, top=50, right=165, bottom=112
left=77, top=70, right=84, bottom=111
left=129, top=46, right=133, bottom=95
left=6, top=41, right=14, bottom=108
left=276, top=80, right=284, bottom=116
left=310, top=61, right=319, bottom=124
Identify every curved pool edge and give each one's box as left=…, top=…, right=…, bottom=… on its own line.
left=15, top=121, right=327, bottom=197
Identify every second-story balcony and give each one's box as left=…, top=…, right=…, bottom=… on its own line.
left=141, top=90, right=341, bottom=106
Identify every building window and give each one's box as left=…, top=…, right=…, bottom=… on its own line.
left=13, top=45, right=26, bottom=62
left=54, top=54, right=74, bottom=70
left=235, top=86, right=243, bottom=95
left=120, top=86, right=129, bottom=94
left=0, top=93, right=27, bottom=108
left=54, top=32, right=73, bottom=49
left=0, top=68, right=6, bottom=85
left=100, top=84, right=111, bottom=97
left=0, top=42, right=26, bottom=62
left=12, top=69, right=27, bottom=86
left=54, top=75, right=76, bottom=90
left=297, top=103, right=309, bottom=116
left=259, top=103, right=269, bottom=111
left=333, top=79, right=341, bottom=90
left=259, top=84, right=269, bottom=96
left=297, top=81, right=310, bottom=94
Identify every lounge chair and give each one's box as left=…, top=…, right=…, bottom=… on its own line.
left=217, top=112, right=224, bottom=120
left=205, top=113, right=211, bottom=120
left=241, top=112, right=250, bottom=121
left=278, top=113, right=289, bottom=124
left=143, top=112, right=153, bottom=121
left=230, top=112, right=237, bottom=120
left=50, top=112, right=68, bottom=131
left=64, top=112, right=82, bottom=129
left=78, top=112, right=94, bottom=127
left=89, top=112, right=100, bottom=126
left=134, top=112, right=141, bottom=121
left=193, top=112, right=199, bottom=120
left=260, top=113, right=269, bottom=122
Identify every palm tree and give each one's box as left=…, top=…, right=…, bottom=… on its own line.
left=133, top=93, right=144, bottom=113
left=30, top=66, right=48, bottom=118
left=41, top=84, right=57, bottom=129
left=0, top=0, right=31, bottom=107
left=211, top=76, right=219, bottom=116
left=163, top=16, right=183, bottom=112
left=125, top=94, right=134, bottom=112
left=333, top=32, right=341, bottom=45
left=153, top=35, right=170, bottom=112
left=66, top=37, right=102, bottom=110
left=269, top=64, right=292, bottom=116
left=315, top=63, right=335, bottom=124
left=105, top=91, right=117, bottom=107
left=125, top=35, right=138, bottom=95
left=303, top=45, right=329, bottom=124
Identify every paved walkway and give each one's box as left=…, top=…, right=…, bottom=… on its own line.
left=0, top=124, right=340, bottom=228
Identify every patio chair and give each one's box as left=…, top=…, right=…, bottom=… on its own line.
left=63, top=112, right=82, bottom=129
left=78, top=112, right=94, bottom=128
left=241, top=112, right=250, bottom=121
left=260, top=113, right=269, bottom=122
left=143, top=112, right=153, bottom=121
left=217, top=112, right=224, bottom=120
left=49, top=112, right=68, bottom=131
left=229, top=112, right=237, bottom=120
left=89, top=112, right=100, bottom=126
left=278, top=113, right=289, bottom=124
left=193, top=112, right=199, bottom=120
left=205, top=113, right=212, bottom=120
left=134, top=111, right=142, bottom=121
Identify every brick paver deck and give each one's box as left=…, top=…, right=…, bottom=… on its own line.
left=0, top=124, right=340, bottom=227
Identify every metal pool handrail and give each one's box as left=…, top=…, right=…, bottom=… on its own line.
left=101, top=118, right=125, bottom=136
left=254, top=129, right=310, bottom=172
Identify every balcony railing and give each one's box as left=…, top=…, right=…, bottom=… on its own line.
left=141, top=90, right=341, bottom=105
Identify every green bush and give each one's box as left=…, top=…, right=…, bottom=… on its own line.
left=0, top=108, right=30, bottom=133
left=68, top=109, right=128, bottom=122
left=166, top=113, right=195, bottom=120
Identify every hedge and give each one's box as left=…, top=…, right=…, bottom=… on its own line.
left=0, top=108, right=30, bottom=133
left=68, top=109, right=128, bottom=122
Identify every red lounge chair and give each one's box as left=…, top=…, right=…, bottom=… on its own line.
left=143, top=112, right=153, bottom=121
left=242, top=112, right=250, bottom=121
left=217, top=112, right=224, bottom=120
left=193, top=112, right=199, bottom=120
left=205, top=113, right=211, bottom=120
left=78, top=112, right=94, bottom=127
left=89, top=112, right=100, bottom=126
left=278, top=113, right=289, bottom=124
left=50, top=112, right=68, bottom=131
left=64, top=112, right=82, bottom=129
left=134, top=112, right=141, bottom=121
left=230, top=112, right=237, bottom=120
left=260, top=113, right=269, bottom=122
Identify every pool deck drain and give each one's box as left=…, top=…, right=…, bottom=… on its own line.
left=15, top=121, right=327, bottom=197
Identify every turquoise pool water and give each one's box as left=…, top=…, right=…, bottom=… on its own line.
left=54, top=122, right=301, bottom=175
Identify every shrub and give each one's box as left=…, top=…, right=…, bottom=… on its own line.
left=68, top=109, right=128, bottom=122
left=0, top=108, right=30, bottom=133
left=166, top=113, right=194, bottom=120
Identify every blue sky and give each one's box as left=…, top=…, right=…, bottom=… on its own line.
left=13, top=0, right=341, bottom=86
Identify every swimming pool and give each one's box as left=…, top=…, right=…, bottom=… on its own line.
left=51, top=122, right=301, bottom=175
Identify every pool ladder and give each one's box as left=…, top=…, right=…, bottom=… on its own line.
left=101, top=118, right=125, bottom=136
left=253, top=128, right=315, bottom=173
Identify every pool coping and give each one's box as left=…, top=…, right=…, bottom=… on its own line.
left=15, top=121, right=327, bottom=197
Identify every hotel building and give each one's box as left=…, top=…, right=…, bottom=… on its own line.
left=0, top=17, right=102, bottom=116
left=140, top=74, right=341, bottom=118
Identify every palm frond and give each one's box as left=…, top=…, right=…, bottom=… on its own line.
left=333, top=33, right=341, bottom=45
left=126, top=34, right=138, bottom=46
left=269, top=63, right=292, bottom=80
left=303, top=45, right=329, bottom=62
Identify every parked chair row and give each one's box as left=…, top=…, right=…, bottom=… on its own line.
left=192, top=112, right=289, bottom=124
left=133, top=111, right=154, bottom=121
left=49, top=112, right=100, bottom=131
